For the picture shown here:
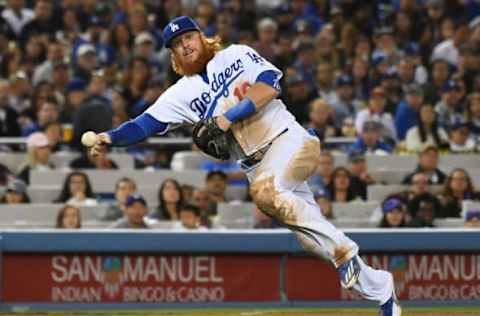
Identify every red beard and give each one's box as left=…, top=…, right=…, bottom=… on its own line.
left=172, top=42, right=215, bottom=76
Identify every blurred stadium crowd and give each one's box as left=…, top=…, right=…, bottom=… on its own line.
left=1, top=0, right=480, bottom=230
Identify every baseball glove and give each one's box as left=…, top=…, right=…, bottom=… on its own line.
left=192, top=118, right=231, bottom=160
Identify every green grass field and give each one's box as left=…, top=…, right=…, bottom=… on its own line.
left=9, top=307, right=480, bottom=316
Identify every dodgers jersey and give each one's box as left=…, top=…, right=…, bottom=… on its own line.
left=146, top=44, right=296, bottom=157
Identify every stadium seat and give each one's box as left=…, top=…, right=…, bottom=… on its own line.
left=367, top=184, right=443, bottom=201
left=332, top=201, right=380, bottom=220
left=170, top=150, right=216, bottom=170
left=30, top=170, right=207, bottom=192
left=0, top=152, right=135, bottom=172
left=0, top=204, right=105, bottom=225
left=217, top=202, right=256, bottom=228
left=433, top=218, right=465, bottom=228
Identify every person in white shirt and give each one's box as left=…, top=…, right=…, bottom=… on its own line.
left=355, top=86, right=397, bottom=143
left=405, top=103, right=449, bottom=152
left=1, top=0, right=33, bottom=37
left=449, top=122, right=477, bottom=153
left=431, top=22, right=469, bottom=66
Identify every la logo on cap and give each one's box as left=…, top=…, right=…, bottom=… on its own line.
left=170, top=23, right=179, bottom=32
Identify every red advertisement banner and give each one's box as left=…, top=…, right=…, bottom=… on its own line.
left=4, top=253, right=480, bottom=303
left=286, top=254, right=480, bottom=301
left=2, top=254, right=280, bottom=303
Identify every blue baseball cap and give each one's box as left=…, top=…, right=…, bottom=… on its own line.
left=336, top=74, right=353, bottom=86
left=163, top=16, right=201, bottom=48
left=383, top=198, right=403, bottom=214
left=126, top=194, right=147, bottom=207
left=465, top=209, right=480, bottom=221
left=442, top=80, right=461, bottom=92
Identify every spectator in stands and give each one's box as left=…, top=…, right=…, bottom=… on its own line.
left=103, top=177, right=137, bottom=221
left=72, top=43, right=97, bottom=85
left=424, top=58, right=451, bottom=104
left=355, top=87, right=397, bottom=144
left=9, top=70, right=32, bottom=116
left=407, top=193, right=439, bottom=227
left=193, top=188, right=216, bottom=225
left=176, top=204, right=207, bottom=230
left=315, top=61, right=337, bottom=105
left=62, top=79, right=87, bottom=124
left=149, top=178, right=184, bottom=220
left=314, top=189, right=333, bottom=219
left=253, top=18, right=279, bottom=62
left=0, top=163, right=12, bottom=186
left=400, top=171, right=432, bottom=204
left=0, top=79, right=21, bottom=137
left=431, top=20, right=469, bottom=66
left=73, top=71, right=113, bottom=149
left=55, top=205, right=81, bottom=229
left=379, top=197, right=407, bottom=228
left=351, top=49, right=369, bottom=90
left=1, top=0, right=33, bottom=40
left=22, top=97, right=60, bottom=136
left=32, top=40, right=65, bottom=87
left=395, top=83, right=424, bottom=141
left=327, top=167, right=363, bottom=202
left=340, top=117, right=356, bottom=138
left=44, top=122, right=63, bottom=152
left=121, top=56, right=152, bottom=112
left=347, top=152, right=375, bottom=200
left=448, top=122, right=477, bottom=153
left=70, top=150, right=118, bottom=170
left=464, top=208, right=480, bottom=228
left=133, top=32, right=162, bottom=74
left=467, top=93, right=480, bottom=138
left=181, top=184, right=195, bottom=204
left=54, top=171, right=97, bottom=207
left=20, top=0, right=55, bottom=46
left=0, top=179, right=30, bottom=204
left=379, top=68, right=403, bottom=115
left=349, top=121, right=394, bottom=156
left=18, top=132, right=55, bottom=184
left=282, top=73, right=316, bottom=124
left=308, top=151, right=334, bottom=194
left=331, top=74, right=363, bottom=128
left=206, top=171, right=228, bottom=204
left=305, top=98, right=336, bottom=141
left=402, top=145, right=447, bottom=185
left=438, top=168, right=480, bottom=218
left=111, top=194, right=150, bottom=229
left=435, top=80, right=466, bottom=130
left=405, top=103, right=449, bottom=152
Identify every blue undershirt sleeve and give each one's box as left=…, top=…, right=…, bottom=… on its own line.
left=255, top=70, right=282, bottom=93
left=107, top=113, right=168, bottom=146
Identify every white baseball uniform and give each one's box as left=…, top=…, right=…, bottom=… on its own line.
left=146, top=44, right=394, bottom=305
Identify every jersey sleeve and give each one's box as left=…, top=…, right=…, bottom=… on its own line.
left=145, top=84, right=196, bottom=129
left=237, top=45, right=283, bottom=90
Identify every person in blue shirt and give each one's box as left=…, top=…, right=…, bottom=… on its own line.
left=349, top=121, right=394, bottom=155
left=395, top=83, right=424, bottom=140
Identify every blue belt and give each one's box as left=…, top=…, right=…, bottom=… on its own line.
left=240, top=128, right=288, bottom=169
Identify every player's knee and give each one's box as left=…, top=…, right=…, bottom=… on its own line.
left=250, top=175, right=277, bottom=212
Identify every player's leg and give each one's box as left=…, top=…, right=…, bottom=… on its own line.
left=247, top=123, right=398, bottom=310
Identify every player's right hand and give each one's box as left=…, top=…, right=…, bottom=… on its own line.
left=90, top=133, right=111, bottom=157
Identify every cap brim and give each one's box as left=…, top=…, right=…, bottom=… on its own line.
left=165, top=29, right=199, bottom=48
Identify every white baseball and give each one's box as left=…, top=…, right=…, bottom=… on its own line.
left=81, top=131, right=97, bottom=147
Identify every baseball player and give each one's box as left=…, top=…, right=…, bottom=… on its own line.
left=89, top=16, right=400, bottom=315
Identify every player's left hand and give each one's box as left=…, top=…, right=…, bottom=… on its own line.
left=215, top=115, right=232, bottom=131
